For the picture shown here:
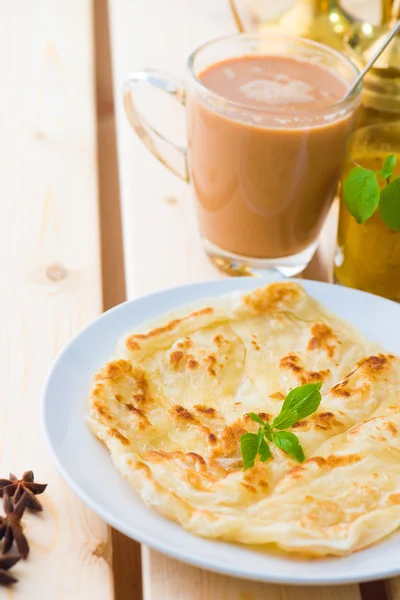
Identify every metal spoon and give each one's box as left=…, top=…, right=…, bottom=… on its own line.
left=344, top=19, right=400, bottom=99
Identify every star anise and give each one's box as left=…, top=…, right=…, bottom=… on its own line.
left=0, top=471, right=47, bottom=511
left=0, top=493, right=29, bottom=558
left=0, top=553, right=21, bottom=586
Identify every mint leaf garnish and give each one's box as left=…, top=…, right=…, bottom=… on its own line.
left=240, top=433, right=259, bottom=471
left=343, top=167, right=380, bottom=224
left=263, top=421, right=273, bottom=442
left=282, top=381, right=322, bottom=420
left=258, top=436, right=272, bottom=462
left=239, top=381, right=323, bottom=470
left=380, top=154, right=397, bottom=180
left=379, top=178, right=400, bottom=231
left=272, top=408, right=298, bottom=430
left=273, top=431, right=305, bottom=463
left=249, top=412, right=266, bottom=426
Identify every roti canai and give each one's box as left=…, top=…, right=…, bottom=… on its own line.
left=87, top=282, right=400, bottom=556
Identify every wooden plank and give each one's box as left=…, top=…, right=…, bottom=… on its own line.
left=387, top=579, right=400, bottom=600
left=0, top=1, right=114, bottom=598
left=108, top=1, right=362, bottom=598
left=143, top=551, right=361, bottom=600
left=93, top=1, right=143, bottom=598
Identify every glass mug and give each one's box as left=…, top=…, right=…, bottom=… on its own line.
left=123, top=33, right=361, bottom=276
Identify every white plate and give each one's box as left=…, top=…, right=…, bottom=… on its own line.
left=42, top=278, right=400, bottom=586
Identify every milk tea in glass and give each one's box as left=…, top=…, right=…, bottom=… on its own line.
left=123, top=33, right=362, bottom=275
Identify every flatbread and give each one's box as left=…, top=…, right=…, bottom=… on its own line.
left=87, top=282, right=400, bottom=556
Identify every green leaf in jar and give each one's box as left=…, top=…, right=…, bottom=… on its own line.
left=380, top=154, right=397, bottom=180
left=343, top=167, right=380, bottom=225
left=379, top=178, right=400, bottom=231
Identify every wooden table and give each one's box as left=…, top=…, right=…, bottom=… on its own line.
left=1, top=0, right=398, bottom=598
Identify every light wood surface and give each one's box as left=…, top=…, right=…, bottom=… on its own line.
left=0, top=1, right=114, bottom=598
left=2, top=0, right=397, bottom=597
left=107, top=1, right=376, bottom=599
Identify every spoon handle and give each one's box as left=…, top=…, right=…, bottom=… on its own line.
left=345, top=20, right=400, bottom=99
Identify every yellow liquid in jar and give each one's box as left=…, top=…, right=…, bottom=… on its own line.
left=335, top=153, right=400, bottom=301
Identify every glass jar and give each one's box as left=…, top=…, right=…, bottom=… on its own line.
left=334, top=123, right=400, bottom=301
left=345, top=1, right=400, bottom=127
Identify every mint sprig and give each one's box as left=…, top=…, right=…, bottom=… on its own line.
left=240, top=382, right=322, bottom=471
left=379, top=178, right=400, bottom=231
left=343, top=153, right=400, bottom=230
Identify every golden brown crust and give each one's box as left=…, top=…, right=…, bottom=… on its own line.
left=243, top=282, right=302, bottom=313
left=126, top=308, right=213, bottom=347
left=307, top=323, right=338, bottom=358
left=279, top=353, right=330, bottom=384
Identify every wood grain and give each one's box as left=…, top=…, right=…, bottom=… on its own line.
left=0, top=1, right=114, bottom=598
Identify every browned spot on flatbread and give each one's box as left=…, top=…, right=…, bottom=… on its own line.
left=143, top=450, right=175, bottom=462
left=144, top=450, right=207, bottom=472
left=294, top=412, right=342, bottom=431
left=127, top=308, right=213, bottom=345
left=205, top=354, right=217, bottom=376
left=244, top=464, right=269, bottom=484
left=243, top=412, right=270, bottom=423
left=194, top=405, right=218, bottom=417
left=177, top=337, right=193, bottom=349
left=93, top=400, right=114, bottom=422
left=280, top=353, right=329, bottom=384
left=270, top=392, right=285, bottom=400
left=95, top=359, right=132, bottom=382
left=250, top=340, right=260, bottom=351
left=287, top=454, right=361, bottom=479
left=330, top=380, right=351, bottom=397
left=125, top=403, right=151, bottom=429
left=214, top=420, right=247, bottom=457
left=241, top=482, right=257, bottom=494
left=357, top=354, right=395, bottom=378
left=169, top=350, right=184, bottom=368
left=169, top=405, right=197, bottom=423
left=187, top=356, right=199, bottom=369
left=386, top=422, right=398, bottom=436
left=311, top=412, right=342, bottom=431
left=307, top=323, right=338, bottom=358
left=280, top=353, right=302, bottom=373
left=136, top=461, right=152, bottom=477
left=326, top=454, right=362, bottom=468
left=208, top=433, right=217, bottom=445
left=301, top=369, right=331, bottom=384
left=108, top=428, right=130, bottom=446
left=213, top=334, right=225, bottom=347
left=127, top=339, right=141, bottom=351
left=243, top=282, right=301, bottom=313
left=186, top=452, right=206, bottom=465
left=292, top=420, right=308, bottom=429
left=131, top=365, right=152, bottom=404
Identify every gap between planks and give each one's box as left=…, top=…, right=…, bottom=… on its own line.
left=93, top=0, right=143, bottom=599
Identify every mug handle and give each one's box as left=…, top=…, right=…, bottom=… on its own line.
left=123, top=69, right=188, bottom=182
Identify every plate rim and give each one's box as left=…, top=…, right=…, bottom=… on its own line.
left=42, top=277, right=400, bottom=586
